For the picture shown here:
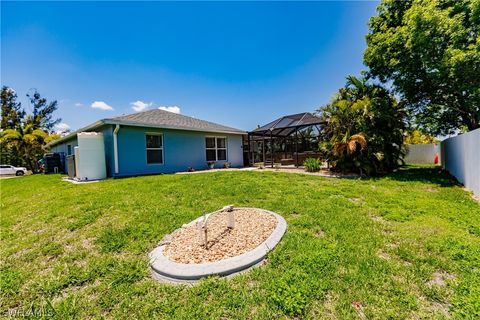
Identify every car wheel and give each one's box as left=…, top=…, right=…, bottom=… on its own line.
left=16, top=171, right=24, bottom=176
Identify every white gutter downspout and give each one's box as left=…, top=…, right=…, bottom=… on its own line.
left=113, top=124, right=120, bottom=175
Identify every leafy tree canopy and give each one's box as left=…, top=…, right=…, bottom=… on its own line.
left=365, top=0, right=480, bottom=135
left=1, top=86, right=25, bottom=130
left=404, top=129, right=439, bottom=144
left=0, top=86, right=61, bottom=171
left=26, top=90, right=61, bottom=132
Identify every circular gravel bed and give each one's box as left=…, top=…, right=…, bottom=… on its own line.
left=164, top=208, right=277, bottom=264
left=149, top=207, right=287, bottom=283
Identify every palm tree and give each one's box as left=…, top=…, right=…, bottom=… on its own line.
left=0, top=123, right=48, bottom=171
left=317, top=75, right=406, bottom=174
left=298, top=127, right=317, bottom=152
left=332, top=133, right=367, bottom=156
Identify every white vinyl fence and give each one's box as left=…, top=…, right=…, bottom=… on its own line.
left=404, top=144, right=440, bottom=164
left=440, top=128, right=480, bottom=198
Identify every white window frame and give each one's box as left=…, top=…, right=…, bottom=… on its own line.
left=145, top=133, right=164, bottom=165
left=205, top=136, right=227, bottom=161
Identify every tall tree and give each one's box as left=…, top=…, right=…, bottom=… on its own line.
left=0, top=87, right=61, bottom=170
left=364, top=0, right=480, bottom=135
left=1, top=87, right=25, bottom=165
left=26, top=90, right=61, bottom=132
left=1, top=86, right=25, bottom=130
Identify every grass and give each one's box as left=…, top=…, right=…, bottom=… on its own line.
left=1, top=165, right=479, bottom=319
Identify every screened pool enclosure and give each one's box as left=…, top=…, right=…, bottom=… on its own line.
left=247, top=112, right=325, bottom=167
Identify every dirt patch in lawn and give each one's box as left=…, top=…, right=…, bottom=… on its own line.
left=426, top=271, right=456, bottom=287
left=164, top=208, right=277, bottom=264
left=323, top=291, right=340, bottom=318
left=424, top=186, right=439, bottom=193
left=314, top=229, right=325, bottom=238
left=348, top=197, right=362, bottom=204
left=368, top=212, right=386, bottom=224
left=377, top=249, right=391, bottom=260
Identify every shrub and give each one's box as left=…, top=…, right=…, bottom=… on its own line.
left=303, top=158, right=321, bottom=172
left=317, top=75, right=406, bottom=175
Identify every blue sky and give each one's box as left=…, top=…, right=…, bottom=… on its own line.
left=1, top=1, right=379, bottom=132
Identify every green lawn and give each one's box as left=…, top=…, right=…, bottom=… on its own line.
left=1, top=166, right=479, bottom=319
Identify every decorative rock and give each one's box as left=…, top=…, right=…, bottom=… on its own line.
left=149, top=207, right=287, bottom=283
left=164, top=208, right=277, bottom=264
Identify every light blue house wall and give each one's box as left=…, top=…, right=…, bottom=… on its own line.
left=50, top=124, right=244, bottom=177
left=101, top=125, right=115, bottom=176
left=115, top=125, right=243, bottom=176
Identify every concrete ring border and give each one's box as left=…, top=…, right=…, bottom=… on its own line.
left=149, top=208, right=287, bottom=283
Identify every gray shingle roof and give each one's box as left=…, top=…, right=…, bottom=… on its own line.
left=47, top=109, right=245, bottom=147
left=106, top=109, right=245, bottom=134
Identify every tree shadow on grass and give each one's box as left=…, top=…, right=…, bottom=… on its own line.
left=381, top=165, right=460, bottom=188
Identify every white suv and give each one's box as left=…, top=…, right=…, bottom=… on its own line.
left=0, top=165, right=27, bottom=176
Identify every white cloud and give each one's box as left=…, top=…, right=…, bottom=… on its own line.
left=158, top=105, right=181, bottom=114
left=91, top=101, right=114, bottom=111
left=55, top=122, right=70, bottom=133
left=130, top=100, right=152, bottom=112
left=74, top=102, right=83, bottom=107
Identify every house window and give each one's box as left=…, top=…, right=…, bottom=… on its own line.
left=146, top=134, right=163, bottom=164
left=205, top=137, right=227, bottom=161
left=67, top=145, right=72, bottom=155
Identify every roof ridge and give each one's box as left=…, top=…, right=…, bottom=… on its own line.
left=107, top=108, right=244, bottom=133
left=106, top=108, right=160, bottom=120
left=47, top=108, right=245, bottom=148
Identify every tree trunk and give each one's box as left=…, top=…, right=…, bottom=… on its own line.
left=22, top=144, right=35, bottom=172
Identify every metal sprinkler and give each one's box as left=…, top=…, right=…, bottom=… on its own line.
left=224, top=205, right=235, bottom=229
left=197, top=206, right=235, bottom=249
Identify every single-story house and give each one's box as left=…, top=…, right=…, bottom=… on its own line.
left=47, top=109, right=246, bottom=177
